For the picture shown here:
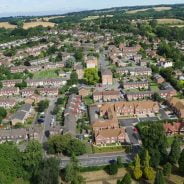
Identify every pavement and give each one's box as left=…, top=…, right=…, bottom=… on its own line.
left=126, top=127, right=140, bottom=145
left=59, top=152, right=133, bottom=168
left=41, top=98, right=57, bottom=143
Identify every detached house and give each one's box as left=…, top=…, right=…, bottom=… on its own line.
left=101, top=69, right=113, bottom=85
left=164, top=122, right=184, bottom=135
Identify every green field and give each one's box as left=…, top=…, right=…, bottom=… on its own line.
left=33, top=69, right=58, bottom=79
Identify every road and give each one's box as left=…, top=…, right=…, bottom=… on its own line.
left=99, top=51, right=109, bottom=70
left=126, top=127, right=140, bottom=145
left=41, top=99, right=57, bottom=143
left=59, top=152, right=133, bottom=168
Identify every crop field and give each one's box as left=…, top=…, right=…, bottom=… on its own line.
left=23, top=21, right=55, bottom=29
left=0, top=22, right=17, bottom=29
left=83, top=15, right=113, bottom=21
left=126, top=8, right=149, bottom=14
left=156, top=18, right=184, bottom=24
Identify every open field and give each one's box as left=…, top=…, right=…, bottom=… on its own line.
left=127, top=8, right=150, bottom=14
left=83, top=15, right=113, bottom=21
left=34, top=16, right=65, bottom=22
left=33, top=69, right=58, bottom=79
left=127, top=6, right=172, bottom=14
left=82, top=168, right=132, bottom=184
left=154, top=7, right=172, bottom=11
left=0, top=22, right=17, bottom=29
left=23, top=21, right=55, bottom=29
left=156, top=18, right=184, bottom=24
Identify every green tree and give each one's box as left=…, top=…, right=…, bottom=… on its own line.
left=143, top=150, right=155, bottom=180
left=117, top=173, right=132, bottom=184
left=37, top=100, right=49, bottom=112
left=154, top=169, right=165, bottom=184
left=0, top=107, right=7, bottom=118
left=84, top=68, right=99, bottom=85
left=23, top=141, right=43, bottom=177
left=68, top=71, right=78, bottom=85
left=107, top=161, right=118, bottom=175
left=163, top=162, right=172, bottom=177
left=117, top=156, right=123, bottom=167
left=74, top=50, right=84, bottom=61
left=178, top=149, right=184, bottom=175
left=133, top=154, right=142, bottom=180
left=64, top=155, right=85, bottom=184
left=35, top=158, right=59, bottom=184
left=169, top=137, right=181, bottom=164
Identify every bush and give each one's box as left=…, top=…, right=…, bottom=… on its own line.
left=107, top=161, right=118, bottom=175
left=163, top=162, right=172, bottom=176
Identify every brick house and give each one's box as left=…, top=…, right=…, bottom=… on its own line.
left=2, top=79, right=22, bottom=87
left=21, top=88, right=35, bottom=97
left=78, top=86, right=91, bottom=97
left=0, top=98, right=16, bottom=108
left=75, top=64, right=84, bottom=79
left=167, top=97, right=184, bottom=118
left=101, top=69, right=113, bottom=85
left=94, top=128, right=126, bottom=145
left=153, top=74, right=165, bottom=84
left=86, top=56, right=98, bottom=68
left=93, top=90, right=121, bottom=102
left=163, top=122, right=184, bottom=135
left=0, top=87, right=19, bottom=96
left=37, top=88, right=59, bottom=97
left=123, top=81, right=149, bottom=90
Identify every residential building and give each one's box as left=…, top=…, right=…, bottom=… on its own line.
left=101, top=69, right=113, bottom=85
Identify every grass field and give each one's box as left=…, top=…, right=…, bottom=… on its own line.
left=154, top=7, right=172, bottom=11
left=156, top=18, right=184, bottom=24
left=127, top=6, right=172, bottom=14
left=83, top=15, right=113, bottom=21
left=0, top=22, right=17, bottom=29
left=23, top=21, right=55, bottom=29
left=33, top=69, right=58, bottom=79
left=92, top=145, right=125, bottom=153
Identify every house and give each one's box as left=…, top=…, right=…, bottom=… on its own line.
left=10, top=103, right=33, bottom=125
left=101, top=69, right=113, bottom=85
left=0, top=127, right=42, bottom=143
left=2, top=79, right=22, bottom=87
left=37, top=88, right=59, bottom=97
left=0, top=98, right=16, bottom=108
left=78, top=86, right=91, bottom=97
left=86, top=56, right=98, bottom=68
left=75, top=64, right=84, bottom=79
left=0, top=87, right=19, bottom=97
left=93, top=90, right=121, bottom=102
left=123, top=81, right=149, bottom=90
left=159, top=60, right=173, bottom=68
left=94, top=128, right=126, bottom=145
left=153, top=74, right=165, bottom=84
left=10, top=66, right=26, bottom=73
left=117, top=67, right=152, bottom=76
left=21, top=88, right=35, bottom=97
left=163, top=122, right=184, bottom=135
left=167, top=97, right=184, bottom=118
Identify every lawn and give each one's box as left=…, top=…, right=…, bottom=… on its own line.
left=92, top=145, right=125, bottom=153
left=33, top=69, right=58, bottom=79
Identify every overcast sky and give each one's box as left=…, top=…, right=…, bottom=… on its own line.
left=0, top=0, right=183, bottom=17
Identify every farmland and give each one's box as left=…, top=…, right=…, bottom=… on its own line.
left=156, top=18, right=184, bottom=25
left=23, top=21, right=55, bottom=29
left=0, top=22, right=17, bottom=29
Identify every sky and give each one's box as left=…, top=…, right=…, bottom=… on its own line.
left=0, top=0, right=184, bottom=17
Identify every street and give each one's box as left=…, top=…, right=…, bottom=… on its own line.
left=59, top=152, right=133, bottom=168
left=41, top=98, right=57, bottom=143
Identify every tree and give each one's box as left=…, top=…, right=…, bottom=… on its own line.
left=154, top=170, right=165, bottom=184
left=23, top=141, right=43, bottom=177
left=37, top=100, right=49, bottom=112
left=74, top=50, right=84, bottom=61
left=117, top=156, right=123, bottom=167
left=68, top=71, right=78, bottom=85
left=178, top=149, right=184, bottom=175
left=107, top=161, right=118, bottom=175
left=0, top=107, right=7, bottom=118
left=117, top=173, right=132, bottom=184
left=169, top=137, right=181, bottom=165
left=163, top=162, right=172, bottom=177
left=35, top=158, right=59, bottom=184
left=143, top=150, right=155, bottom=180
left=133, top=154, right=142, bottom=180
left=64, top=155, right=85, bottom=184
left=84, top=68, right=99, bottom=85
